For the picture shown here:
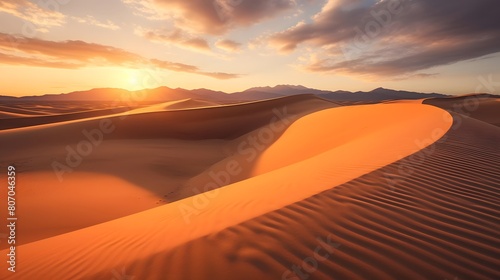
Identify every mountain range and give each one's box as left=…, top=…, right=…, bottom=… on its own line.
left=0, top=85, right=452, bottom=103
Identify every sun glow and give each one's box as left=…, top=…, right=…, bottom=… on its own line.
left=122, top=70, right=142, bottom=91
left=129, top=76, right=138, bottom=86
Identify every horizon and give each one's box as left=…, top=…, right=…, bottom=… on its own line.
left=2, top=84, right=491, bottom=99
left=1, top=1, right=500, bottom=97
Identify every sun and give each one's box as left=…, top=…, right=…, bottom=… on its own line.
left=129, top=76, right=138, bottom=86
left=125, top=70, right=141, bottom=90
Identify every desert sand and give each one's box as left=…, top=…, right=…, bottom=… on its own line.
left=0, top=94, right=499, bottom=280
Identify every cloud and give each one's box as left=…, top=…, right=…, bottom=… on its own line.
left=215, top=39, right=242, bottom=52
left=136, top=27, right=211, bottom=52
left=197, top=71, right=242, bottom=79
left=0, top=0, right=65, bottom=32
left=0, top=52, right=80, bottom=69
left=123, top=0, right=297, bottom=35
left=0, top=32, right=239, bottom=79
left=270, top=0, right=500, bottom=77
left=73, top=16, right=120, bottom=30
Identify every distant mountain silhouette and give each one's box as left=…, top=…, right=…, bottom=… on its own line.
left=321, top=87, right=446, bottom=102
left=0, top=85, right=451, bottom=103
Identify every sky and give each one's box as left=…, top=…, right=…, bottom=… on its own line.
left=0, top=0, right=499, bottom=96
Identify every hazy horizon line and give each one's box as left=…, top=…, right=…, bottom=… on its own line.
left=3, top=84, right=493, bottom=98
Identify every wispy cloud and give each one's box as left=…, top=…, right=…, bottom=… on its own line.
left=270, top=0, right=500, bottom=77
left=0, top=32, right=240, bottom=79
left=0, top=0, right=65, bottom=32
left=72, top=16, right=120, bottom=30
left=215, top=39, right=242, bottom=53
left=135, top=27, right=211, bottom=52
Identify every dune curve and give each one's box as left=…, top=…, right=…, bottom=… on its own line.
left=0, top=103, right=453, bottom=279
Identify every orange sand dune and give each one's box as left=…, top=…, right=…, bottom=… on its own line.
left=127, top=115, right=498, bottom=280
left=183, top=102, right=450, bottom=196
left=0, top=95, right=335, bottom=247
left=1, top=102, right=476, bottom=280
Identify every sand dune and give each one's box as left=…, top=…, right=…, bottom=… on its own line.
left=0, top=95, right=498, bottom=280
left=146, top=114, right=499, bottom=280
left=125, top=98, right=220, bottom=114
left=0, top=111, right=32, bottom=119
left=0, top=102, right=470, bottom=280
left=0, top=102, right=126, bottom=117
left=0, top=104, right=54, bottom=116
left=424, top=94, right=500, bottom=126
left=0, top=95, right=333, bottom=146
left=0, top=106, right=134, bottom=130
left=0, top=95, right=335, bottom=247
left=162, top=98, right=220, bottom=110
left=184, top=102, right=450, bottom=196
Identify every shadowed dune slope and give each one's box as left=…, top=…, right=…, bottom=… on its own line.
left=0, top=111, right=32, bottom=119
left=0, top=98, right=220, bottom=131
left=424, top=95, right=500, bottom=126
left=0, top=104, right=54, bottom=116
left=0, top=107, right=134, bottom=130
left=0, top=94, right=336, bottom=149
left=0, top=101, right=135, bottom=118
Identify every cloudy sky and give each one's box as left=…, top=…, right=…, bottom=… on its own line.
left=1, top=0, right=499, bottom=96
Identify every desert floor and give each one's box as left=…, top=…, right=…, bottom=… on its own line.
left=0, top=94, right=499, bottom=280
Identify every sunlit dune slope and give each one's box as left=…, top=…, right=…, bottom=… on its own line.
left=117, top=99, right=220, bottom=115
left=251, top=104, right=445, bottom=175
left=0, top=102, right=456, bottom=280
